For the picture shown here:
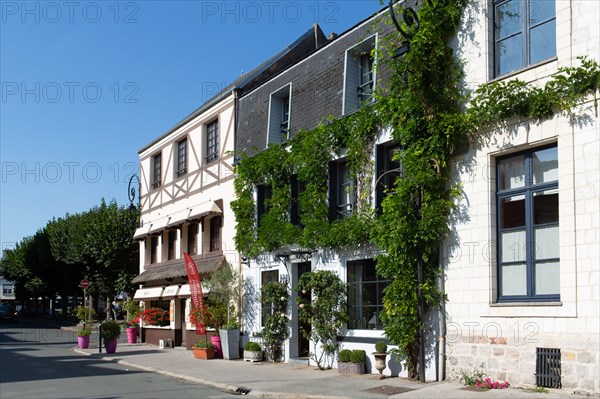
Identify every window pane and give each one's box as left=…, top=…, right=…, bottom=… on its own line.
left=498, top=153, right=525, bottom=190
left=533, top=189, right=558, bottom=224
left=496, top=34, right=524, bottom=76
left=500, top=195, right=525, bottom=228
left=534, top=225, right=559, bottom=260
left=534, top=261, right=560, bottom=295
left=532, top=146, right=558, bottom=184
left=501, top=263, right=527, bottom=296
left=530, top=21, right=556, bottom=65
left=529, top=0, right=555, bottom=25
left=501, top=229, right=526, bottom=262
left=496, top=1, right=522, bottom=39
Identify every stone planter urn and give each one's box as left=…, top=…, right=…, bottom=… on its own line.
left=373, top=353, right=387, bottom=376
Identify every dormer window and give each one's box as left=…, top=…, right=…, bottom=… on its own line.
left=343, top=35, right=377, bottom=115
left=268, top=84, right=292, bottom=145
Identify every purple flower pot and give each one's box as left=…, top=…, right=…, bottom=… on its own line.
left=78, top=335, right=90, bottom=349
left=105, top=339, right=118, bottom=354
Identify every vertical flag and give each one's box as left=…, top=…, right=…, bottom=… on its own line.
left=183, top=252, right=206, bottom=334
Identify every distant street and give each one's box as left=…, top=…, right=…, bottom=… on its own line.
left=0, top=320, right=233, bottom=399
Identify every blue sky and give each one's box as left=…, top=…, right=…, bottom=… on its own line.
left=0, top=1, right=383, bottom=250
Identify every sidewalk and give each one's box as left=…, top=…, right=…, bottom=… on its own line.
left=70, top=342, right=580, bottom=399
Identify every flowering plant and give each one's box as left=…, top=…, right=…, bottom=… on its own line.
left=461, top=365, right=510, bottom=391
left=124, top=319, right=138, bottom=328
left=475, top=377, right=510, bottom=390
left=138, top=307, right=170, bottom=326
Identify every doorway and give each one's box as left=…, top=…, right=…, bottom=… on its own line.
left=180, top=298, right=187, bottom=348
left=296, top=262, right=311, bottom=358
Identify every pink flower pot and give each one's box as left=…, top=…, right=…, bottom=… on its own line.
left=78, top=335, right=90, bottom=349
left=105, top=339, right=118, bottom=354
left=126, top=327, right=138, bottom=344
left=210, top=335, right=222, bottom=358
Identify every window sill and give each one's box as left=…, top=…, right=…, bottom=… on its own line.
left=491, top=301, right=562, bottom=307
left=490, top=56, right=558, bottom=83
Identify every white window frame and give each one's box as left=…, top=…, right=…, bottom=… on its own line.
left=266, top=83, right=292, bottom=147
left=342, top=34, right=378, bottom=115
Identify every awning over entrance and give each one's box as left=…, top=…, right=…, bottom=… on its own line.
left=188, top=201, right=222, bottom=220
left=131, top=254, right=226, bottom=284
left=133, top=287, right=164, bottom=300
left=162, top=284, right=180, bottom=298
left=134, top=201, right=222, bottom=239
left=177, top=283, right=210, bottom=297
left=148, top=216, right=170, bottom=234
left=133, top=224, right=151, bottom=240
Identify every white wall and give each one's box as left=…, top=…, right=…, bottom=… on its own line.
left=445, top=1, right=599, bottom=394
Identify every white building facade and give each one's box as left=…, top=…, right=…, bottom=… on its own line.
left=133, top=90, right=239, bottom=348
left=444, top=0, right=599, bottom=394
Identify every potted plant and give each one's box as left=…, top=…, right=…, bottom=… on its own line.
left=192, top=341, right=216, bottom=360
left=77, top=326, right=92, bottom=349
left=123, top=298, right=141, bottom=343
left=373, top=341, right=388, bottom=377
left=124, top=319, right=139, bottom=344
left=100, top=319, right=121, bottom=354
left=337, top=349, right=352, bottom=373
left=348, top=349, right=366, bottom=374
left=220, top=319, right=240, bottom=360
left=243, top=341, right=262, bottom=362
left=205, top=265, right=240, bottom=360
left=189, top=305, right=222, bottom=358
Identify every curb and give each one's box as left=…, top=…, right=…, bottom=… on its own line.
left=71, top=348, right=346, bottom=399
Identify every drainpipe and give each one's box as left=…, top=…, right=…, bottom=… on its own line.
left=438, top=241, right=446, bottom=381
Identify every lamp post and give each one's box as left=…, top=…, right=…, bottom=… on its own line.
left=127, top=174, right=141, bottom=214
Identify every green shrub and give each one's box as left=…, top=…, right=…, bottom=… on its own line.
left=244, top=341, right=261, bottom=351
left=193, top=341, right=215, bottom=349
left=375, top=341, right=387, bottom=354
left=223, top=319, right=239, bottom=329
left=100, top=320, right=121, bottom=341
left=338, top=349, right=352, bottom=362
left=350, top=349, right=366, bottom=364
left=78, top=326, right=92, bottom=337
left=75, top=305, right=96, bottom=323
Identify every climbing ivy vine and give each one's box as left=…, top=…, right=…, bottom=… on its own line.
left=232, top=0, right=600, bottom=380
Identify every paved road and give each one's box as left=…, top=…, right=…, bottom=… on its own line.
left=0, top=322, right=234, bottom=399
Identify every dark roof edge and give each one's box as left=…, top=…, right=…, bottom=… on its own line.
left=138, top=24, right=323, bottom=155
left=138, top=88, right=235, bottom=154
left=238, top=3, right=391, bottom=99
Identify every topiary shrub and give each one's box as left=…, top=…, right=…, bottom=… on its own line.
left=375, top=341, right=387, bottom=354
left=350, top=349, right=366, bottom=364
left=244, top=341, right=261, bottom=351
left=338, top=349, right=352, bottom=363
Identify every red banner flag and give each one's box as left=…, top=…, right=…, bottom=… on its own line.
left=183, top=252, right=206, bottom=334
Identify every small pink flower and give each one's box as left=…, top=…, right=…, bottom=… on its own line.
left=299, top=304, right=304, bottom=308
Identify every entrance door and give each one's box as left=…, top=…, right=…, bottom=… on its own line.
left=180, top=299, right=187, bottom=347
left=296, top=262, right=311, bottom=358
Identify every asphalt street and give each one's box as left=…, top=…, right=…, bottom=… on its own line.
left=0, top=321, right=234, bottom=399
